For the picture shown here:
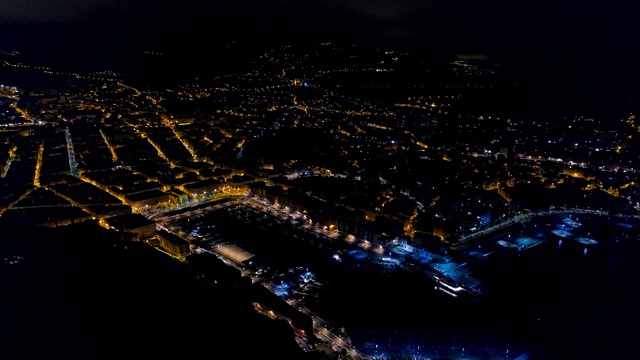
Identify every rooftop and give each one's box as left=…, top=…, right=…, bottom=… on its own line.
left=215, top=243, right=255, bottom=264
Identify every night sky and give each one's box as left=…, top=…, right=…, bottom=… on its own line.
left=1, top=1, right=639, bottom=114
left=1, top=1, right=637, bottom=53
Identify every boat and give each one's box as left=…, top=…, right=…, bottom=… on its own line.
left=426, top=272, right=466, bottom=297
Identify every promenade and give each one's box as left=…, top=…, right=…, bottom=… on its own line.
left=456, top=207, right=640, bottom=245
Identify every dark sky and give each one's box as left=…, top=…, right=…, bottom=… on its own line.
left=1, top=0, right=639, bottom=115
left=1, top=0, right=638, bottom=55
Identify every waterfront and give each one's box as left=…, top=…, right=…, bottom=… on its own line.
left=339, top=212, right=640, bottom=358
left=160, top=196, right=640, bottom=358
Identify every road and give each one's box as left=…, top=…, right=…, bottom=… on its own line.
left=456, top=207, right=640, bottom=244
left=143, top=192, right=246, bottom=221
left=198, top=246, right=362, bottom=358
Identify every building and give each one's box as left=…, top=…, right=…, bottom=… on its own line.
left=168, top=189, right=190, bottom=205
left=182, top=179, right=224, bottom=198
left=156, top=230, right=191, bottom=260
left=214, top=243, right=255, bottom=267
left=249, top=181, right=269, bottom=198
left=225, top=174, right=255, bottom=191
left=102, top=213, right=156, bottom=240
left=338, top=219, right=394, bottom=246
left=124, top=189, right=172, bottom=210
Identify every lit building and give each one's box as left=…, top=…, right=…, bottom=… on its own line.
left=168, top=189, right=190, bottom=205
left=124, top=190, right=172, bottom=210
left=182, top=179, right=224, bottom=198
left=102, top=213, right=156, bottom=240
left=214, top=243, right=255, bottom=267
left=156, top=230, right=191, bottom=260
left=225, top=174, right=254, bottom=191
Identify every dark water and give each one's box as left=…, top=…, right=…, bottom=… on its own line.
left=339, top=214, right=640, bottom=358
left=207, top=205, right=640, bottom=358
